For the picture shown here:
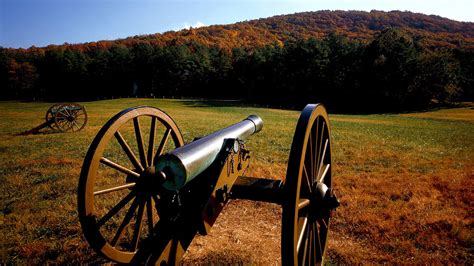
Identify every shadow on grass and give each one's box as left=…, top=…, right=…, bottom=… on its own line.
left=15, top=128, right=69, bottom=136
left=176, top=99, right=249, bottom=108
left=176, top=99, right=304, bottom=112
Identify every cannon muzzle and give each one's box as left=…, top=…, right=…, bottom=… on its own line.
left=156, top=115, right=263, bottom=190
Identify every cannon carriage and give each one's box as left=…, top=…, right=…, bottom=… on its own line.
left=46, top=103, right=88, bottom=132
left=78, top=104, right=339, bottom=265
left=20, top=103, right=87, bottom=135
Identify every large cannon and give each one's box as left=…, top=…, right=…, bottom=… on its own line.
left=78, top=104, right=339, bottom=265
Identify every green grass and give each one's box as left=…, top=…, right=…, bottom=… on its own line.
left=0, top=99, right=472, bottom=264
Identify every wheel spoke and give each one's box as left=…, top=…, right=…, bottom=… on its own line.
left=318, top=217, right=329, bottom=261
left=152, top=195, right=161, bottom=221
left=111, top=197, right=140, bottom=247
left=100, top=157, right=140, bottom=177
left=58, top=109, right=68, bottom=117
left=298, top=198, right=310, bottom=210
left=64, top=108, right=72, bottom=116
left=316, top=122, right=325, bottom=178
left=301, top=224, right=310, bottom=264
left=313, top=117, right=320, bottom=180
left=315, top=221, right=323, bottom=261
left=146, top=198, right=154, bottom=234
left=153, top=128, right=171, bottom=164
left=319, top=163, right=330, bottom=183
left=317, top=139, right=329, bottom=182
left=312, top=222, right=317, bottom=262
left=61, top=121, right=70, bottom=129
left=97, top=191, right=135, bottom=227
left=302, top=165, right=312, bottom=194
left=297, top=217, right=308, bottom=252
left=133, top=117, right=148, bottom=168
left=72, top=120, right=80, bottom=131
left=56, top=119, right=66, bottom=126
left=76, top=117, right=85, bottom=129
left=64, top=109, right=71, bottom=118
left=309, top=222, right=314, bottom=265
left=131, top=200, right=145, bottom=251
left=147, top=117, right=157, bottom=164
left=319, top=217, right=328, bottom=229
left=308, top=130, right=314, bottom=183
left=60, top=121, right=69, bottom=131
left=115, top=131, right=144, bottom=172
left=94, top=183, right=136, bottom=196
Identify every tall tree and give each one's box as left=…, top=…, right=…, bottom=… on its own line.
left=360, top=28, right=418, bottom=111
left=6, top=59, right=38, bottom=99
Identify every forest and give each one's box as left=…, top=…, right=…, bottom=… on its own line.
left=1, top=10, right=474, bottom=112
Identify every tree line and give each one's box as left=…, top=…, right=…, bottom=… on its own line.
left=1, top=28, right=473, bottom=112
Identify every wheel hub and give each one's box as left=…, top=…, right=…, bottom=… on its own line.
left=133, top=166, right=166, bottom=195
left=309, top=182, right=340, bottom=219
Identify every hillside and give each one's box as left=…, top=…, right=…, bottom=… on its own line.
left=2, top=10, right=474, bottom=109
left=10, top=10, right=472, bottom=51
left=128, top=10, right=474, bottom=50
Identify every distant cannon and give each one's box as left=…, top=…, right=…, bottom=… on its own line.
left=19, top=103, right=87, bottom=135
left=78, top=104, right=339, bottom=265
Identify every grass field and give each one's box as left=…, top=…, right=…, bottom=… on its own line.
left=0, top=99, right=472, bottom=264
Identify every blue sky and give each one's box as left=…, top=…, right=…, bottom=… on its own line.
left=1, top=0, right=473, bottom=48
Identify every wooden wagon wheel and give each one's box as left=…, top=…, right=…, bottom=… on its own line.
left=45, top=103, right=62, bottom=129
left=54, top=103, right=88, bottom=132
left=282, top=104, right=339, bottom=265
left=78, top=106, right=184, bottom=264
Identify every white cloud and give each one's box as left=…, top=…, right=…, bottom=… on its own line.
left=181, top=21, right=206, bottom=30
left=193, top=21, right=206, bottom=28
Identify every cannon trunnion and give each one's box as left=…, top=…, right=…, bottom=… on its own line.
left=78, top=104, right=339, bottom=265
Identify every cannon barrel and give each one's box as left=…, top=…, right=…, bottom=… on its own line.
left=156, top=115, right=263, bottom=190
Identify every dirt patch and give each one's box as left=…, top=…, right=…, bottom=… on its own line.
left=181, top=200, right=282, bottom=264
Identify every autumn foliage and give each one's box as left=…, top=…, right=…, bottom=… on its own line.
left=1, top=10, right=473, bottom=112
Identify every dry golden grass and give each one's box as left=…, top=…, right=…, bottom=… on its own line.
left=0, top=99, right=472, bottom=264
left=401, top=102, right=474, bottom=122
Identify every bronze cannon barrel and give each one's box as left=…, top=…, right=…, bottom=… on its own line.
left=156, top=115, right=263, bottom=190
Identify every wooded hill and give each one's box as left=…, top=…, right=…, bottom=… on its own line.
left=1, top=10, right=473, bottom=112
left=142, top=10, right=474, bottom=50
